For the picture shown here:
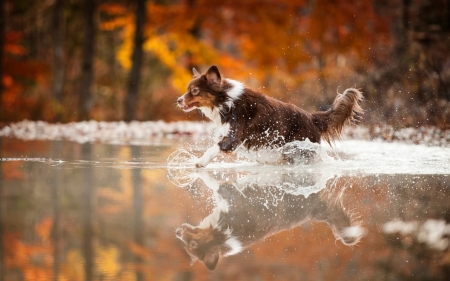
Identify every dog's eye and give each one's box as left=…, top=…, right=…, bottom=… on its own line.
left=192, top=88, right=200, bottom=95
left=189, top=240, right=198, bottom=249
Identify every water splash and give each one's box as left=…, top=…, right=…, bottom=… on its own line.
left=166, top=149, right=198, bottom=187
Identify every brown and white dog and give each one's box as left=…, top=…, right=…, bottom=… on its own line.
left=177, top=66, right=363, bottom=167
left=175, top=170, right=364, bottom=270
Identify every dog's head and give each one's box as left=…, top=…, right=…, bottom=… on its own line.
left=175, top=223, right=230, bottom=270
left=176, top=66, right=238, bottom=113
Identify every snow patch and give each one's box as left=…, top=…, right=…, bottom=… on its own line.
left=383, top=219, right=450, bottom=251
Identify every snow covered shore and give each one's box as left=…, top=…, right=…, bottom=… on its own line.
left=0, top=120, right=215, bottom=144
left=342, top=124, right=450, bottom=147
left=0, top=120, right=449, bottom=147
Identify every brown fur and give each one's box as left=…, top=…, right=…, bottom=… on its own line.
left=177, top=66, right=364, bottom=166
left=313, top=89, right=364, bottom=145
left=183, top=92, right=216, bottom=110
left=221, top=88, right=322, bottom=150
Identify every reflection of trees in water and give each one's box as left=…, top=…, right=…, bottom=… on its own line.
left=132, top=146, right=143, bottom=281
left=82, top=143, right=94, bottom=281
left=367, top=176, right=450, bottom=281
left=382, top=218, right=450, bottom=281
left=0, top=138, right=4, bottom=281
left=51, top=141, right=62, bottom=281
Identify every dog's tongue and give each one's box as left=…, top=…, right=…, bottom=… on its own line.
left=183, top=104, right=195, bottom=111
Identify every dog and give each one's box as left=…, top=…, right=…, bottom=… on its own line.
left=177, top=66, right=363, bottom=167
left=175, top=169, right=364, bottom=270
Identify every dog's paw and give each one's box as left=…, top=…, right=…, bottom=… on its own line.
left=194, top=158, right=208, bottom=168
left=195, top=162, right=205, bottom=168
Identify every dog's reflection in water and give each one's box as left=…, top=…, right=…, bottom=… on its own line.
left=175, top=169, right=365, bottom=270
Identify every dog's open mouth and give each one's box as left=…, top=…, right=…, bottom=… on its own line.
left=183, top=103, right=199, bottom=112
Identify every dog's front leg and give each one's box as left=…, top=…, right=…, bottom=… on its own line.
left=195, top=132, right=238, bottom=168
left=195, top=145, right=220, bottom=168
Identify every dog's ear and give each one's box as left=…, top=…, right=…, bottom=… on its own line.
left=192, top=68, right=200, bottom=78
left=205, top=65, right=221, bottom=84
left=203, top=249, right=219, bottom=270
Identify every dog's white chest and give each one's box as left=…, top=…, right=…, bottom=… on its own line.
left=200, top=107, right=221, bottom=126
left=200, top=107, right=230, bottom=141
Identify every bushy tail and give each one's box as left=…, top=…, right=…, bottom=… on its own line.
left=312, top=88, right=364, bottom=145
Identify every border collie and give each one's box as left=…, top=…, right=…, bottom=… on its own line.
left=175, top=171, right=364, bottom=270
left=177, top=66, right=363, bottom=167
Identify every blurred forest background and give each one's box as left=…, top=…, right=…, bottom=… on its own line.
left=0, top=0, right=449, bottom=128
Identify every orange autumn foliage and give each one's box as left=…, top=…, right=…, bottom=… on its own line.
left=2, top=0, right=449, bottom=126
left=2, top=29, right=50, bottom=121
left=5, top=218, right=54, bottom=281
left=99, top=0, right=390, bottom=88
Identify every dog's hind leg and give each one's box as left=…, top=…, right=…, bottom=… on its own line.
left=281, top=146, right=317, bottom=164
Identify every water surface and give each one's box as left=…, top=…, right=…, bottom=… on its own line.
left=0, top=137, right=449, bottom=280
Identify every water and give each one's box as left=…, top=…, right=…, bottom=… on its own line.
left=0, top=137, right=450, bottom=280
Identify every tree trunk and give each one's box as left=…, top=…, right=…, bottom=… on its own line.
left=186, top=0, right=201, bottom=71
left=79, top=0, right=96, bottom=120
left=53, top=0, right=65, bottom=121
left=82, top=143, right=94, bottom=281
left=402, top=0, right=410, bottom=31
left=125, top=0, right=146, bottom=122
left=132, top=146, right=143, bottom=281
left=0, top=0, right=6, bottom=118
left=445, top=0, right=450, bottom=32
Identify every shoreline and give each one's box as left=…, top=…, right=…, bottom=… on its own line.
left=1, top=120, right=449, bottom=147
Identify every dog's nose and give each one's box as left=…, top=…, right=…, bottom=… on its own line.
left=176, top=228, right=182, bottom=238
left=177, top=97, right=183, bottom=104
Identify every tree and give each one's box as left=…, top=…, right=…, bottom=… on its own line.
left=0, top=0, right=6, bottom=118
left=53, top=0, right=65, bottom=121
left=124, top=0, right=146, bottom=122
left=79, top=0, right=97, bottom=120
